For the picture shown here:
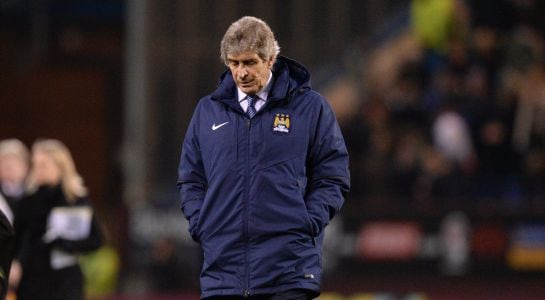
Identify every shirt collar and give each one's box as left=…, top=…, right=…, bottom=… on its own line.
left=237, top=70, right=273, bottom=102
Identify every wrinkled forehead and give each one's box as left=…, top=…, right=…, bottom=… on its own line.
left=227, top=51, right=262, bottom=61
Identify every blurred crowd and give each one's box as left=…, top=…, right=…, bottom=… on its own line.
left=0, top=138, right=117, bottom=300
left=325, top=0, right=545, bottom=217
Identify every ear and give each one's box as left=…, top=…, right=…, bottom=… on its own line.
left=267, top=55, right=276, bottom=69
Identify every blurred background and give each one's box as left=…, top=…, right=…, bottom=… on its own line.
left=1, top=0, right=545, bottom=299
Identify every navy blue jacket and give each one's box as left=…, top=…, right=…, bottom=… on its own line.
left=177, top=56, right=350, bottom=298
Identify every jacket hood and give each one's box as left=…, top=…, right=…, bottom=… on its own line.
left=210, top=56, right=311, bottom=106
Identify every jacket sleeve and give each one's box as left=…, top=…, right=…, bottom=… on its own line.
left=13, top=195, right=31, bottom=261
left=51, top=212, right=103, bottom=253
left=305, top=96, right=350, bottom=237
left=0, top=209, right=15, bottom=288
left=177, top=104, right=207, bottom=242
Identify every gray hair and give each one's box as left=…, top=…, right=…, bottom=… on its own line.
left=0, top=138, right=29, bottom=164
left=220, top=16, right=280, bottom=65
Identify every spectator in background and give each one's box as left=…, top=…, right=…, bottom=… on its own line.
left=13, top=139, right=102, bottom=300
left=411, top=0, right=469, bottom=75
left=78, top=223, right=119, bottom=299
left=0, top=139, right=30, bottom=224
left=361, top=114, right=397, bottom=209
left=510, top=26, right=545, bottom=153
left=334, top=0, right=545, bottom=217
left=0, top=209, right=15, bottom=300
left=432, top=103, right=475, bottom=169
left=149, top=237, right=183, bottom=293
left=474, top=117, right=522, bottom=203
left=522, top=146, right=545, bottom=208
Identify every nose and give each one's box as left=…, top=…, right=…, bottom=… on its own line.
left=237, top=65, right=248, bottom=78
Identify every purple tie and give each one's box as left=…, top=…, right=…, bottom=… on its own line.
left=246, top=94, right=257, bottom=118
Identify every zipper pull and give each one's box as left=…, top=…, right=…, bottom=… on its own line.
left=243, top=289, right=250, bottom=298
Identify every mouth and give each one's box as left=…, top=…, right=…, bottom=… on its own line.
left=239, top=79, right=254, bottom=88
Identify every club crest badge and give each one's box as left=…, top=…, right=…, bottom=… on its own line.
left=273, top=113, right=290, bottom=133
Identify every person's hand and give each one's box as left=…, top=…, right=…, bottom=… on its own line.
left=47, top=238, right=77, bottom=253
left=8, top=260, right=22, bottom=290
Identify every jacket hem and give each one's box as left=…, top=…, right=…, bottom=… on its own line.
left=201, top=282, right=320, bottom=299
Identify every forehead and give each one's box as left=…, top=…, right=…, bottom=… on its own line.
left=33, top=150, right=51, bottom=160
left=0, top=154, right=23, bottom=162
left=227, top=51, right=261, bottom=61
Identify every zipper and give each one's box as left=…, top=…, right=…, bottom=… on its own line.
left=243, top=117, right=251, bottom=297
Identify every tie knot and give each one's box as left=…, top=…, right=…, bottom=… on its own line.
left=247, top=94, right=258, bottom=103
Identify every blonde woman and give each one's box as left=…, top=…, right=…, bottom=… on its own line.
left=13, top=139, right=102, bottom=300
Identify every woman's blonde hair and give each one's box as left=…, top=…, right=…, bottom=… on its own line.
left=29, top=139, right=87, bottom=202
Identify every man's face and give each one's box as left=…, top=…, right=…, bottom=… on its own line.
left=227, top=51, right=273, bottom=95
left=0, top=155, right=28, bottom=184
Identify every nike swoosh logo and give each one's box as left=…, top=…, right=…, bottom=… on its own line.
left=212, top=122, right=229, bottom=131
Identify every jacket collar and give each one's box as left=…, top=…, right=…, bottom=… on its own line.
left=237, top=70, right=273, bottom=102
left=210, top=56, right=310, bottom=112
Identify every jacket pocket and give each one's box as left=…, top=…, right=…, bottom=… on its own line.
left=251, top=161, right=310, bottom=238
left=189, top=214, right=202, bottom=243
left=297, top=177, right=315, bottom=237
left=302, top=207, right=315, bottom=238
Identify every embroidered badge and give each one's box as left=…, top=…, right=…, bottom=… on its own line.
left=273, top=114, right=290, bottom=133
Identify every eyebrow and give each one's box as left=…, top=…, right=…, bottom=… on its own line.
left=228, top=58, right=258, bottom=63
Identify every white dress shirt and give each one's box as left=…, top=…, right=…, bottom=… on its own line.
left=237, top=71, right=273, bottom=113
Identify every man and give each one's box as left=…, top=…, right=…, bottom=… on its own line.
left=0, top=138, right=30, bottom=223
left=177, top=16, right=350, bottom=299
left=0, top=139, right=27, bottom=300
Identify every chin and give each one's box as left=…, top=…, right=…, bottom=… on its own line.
left=241, top=87, right=257, bottom=94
